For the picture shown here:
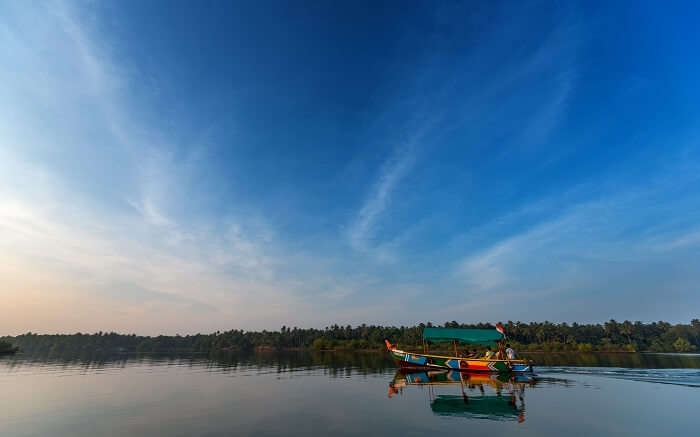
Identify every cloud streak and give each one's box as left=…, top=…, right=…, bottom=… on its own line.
left=346, top=143, right=417, bottom=253
left=451, top=153, right=700, bottom=322
left=0, top=1, right=301, bottom=334
left=1, top=1, right=698, bottom=333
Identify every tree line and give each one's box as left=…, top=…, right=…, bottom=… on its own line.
left=0, top=339, right=19, bottom=354
left=2, top=319, right=698, bottom=356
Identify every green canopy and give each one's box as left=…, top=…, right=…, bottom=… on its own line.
left=422, top=327, right=503, bottom=346
left=431, top=395, right=520, bottom=420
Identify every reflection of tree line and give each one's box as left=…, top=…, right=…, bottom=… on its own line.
left=3, top=347, right=699, bottom=377
left=208, top=349, right=396, bottom=374
left=3, top=319, right=699, bottom=355
left=1, top=348, right=398, bottom=376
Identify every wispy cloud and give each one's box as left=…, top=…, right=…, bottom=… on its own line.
left=0, top=161, right=303, bottom=334
left=451, top=152, right=700, bottom=322
left=346, top=144, right=416, bottom=252
left=655, top=228, right=700, bottom=252
left=0, top=1, right=298, bottom=334
left=3, top=1, right=425, bottom=334
left=517, top=69, right=575, bottom=150
left=1, top=1, right=698, bottom=332
left=345, top=13, right=580, bottom=261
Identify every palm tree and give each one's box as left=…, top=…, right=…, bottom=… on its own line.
left=620, top=321, right=633, bottom=345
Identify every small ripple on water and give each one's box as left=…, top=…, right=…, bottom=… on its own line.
left=538, top=366, right=700, bottom=387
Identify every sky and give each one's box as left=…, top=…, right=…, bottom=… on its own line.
left=1, top=1, right=700, bottom=335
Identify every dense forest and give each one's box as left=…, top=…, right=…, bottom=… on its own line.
left=3, top=320, right=698, bottom=357
left=0, top=340, right=19, bottom=355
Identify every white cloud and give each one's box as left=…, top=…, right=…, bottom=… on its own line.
left=0, top=1, right=302, bottom=334
left=655, top=229, right=700, bottom=251
left=450, top=162, right=700, bottom=323
left=346, top=144, right=416, bottom=252
left=2, top=1, right=698, bottom=332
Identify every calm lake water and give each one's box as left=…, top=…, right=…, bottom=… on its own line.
left=1, top=351, right=698, bottom=436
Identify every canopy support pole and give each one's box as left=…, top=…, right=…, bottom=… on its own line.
left=460, top=372, right=468, bottom=404
left=453, top=339, right=458, bottom=357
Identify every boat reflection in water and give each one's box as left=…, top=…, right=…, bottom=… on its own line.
left=388, top=369, right=536, bottom=422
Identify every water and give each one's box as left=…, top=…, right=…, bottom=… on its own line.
left=1, top=351, right=698, bottom=436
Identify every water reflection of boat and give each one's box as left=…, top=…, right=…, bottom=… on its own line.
left=396, top=369, right=536, bottom=387
left=431, top=395, right=522, bottom=420
left=385, top=326, right=534, bottom=373
left=389, top=369, right=533, bottom=422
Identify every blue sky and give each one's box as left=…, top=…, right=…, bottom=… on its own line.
left=1, top=1, right=700, bottom=334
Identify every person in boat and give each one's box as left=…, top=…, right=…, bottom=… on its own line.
left=469, top=348, right=479, bottom=358
left=505, top=343, right=516, bottom=360
left=494, top=341, right=504, bottom=359
left=483, top=346, right=494, bottom=359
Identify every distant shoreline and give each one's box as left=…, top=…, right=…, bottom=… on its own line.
left=3, top=320, right=698, bottom=355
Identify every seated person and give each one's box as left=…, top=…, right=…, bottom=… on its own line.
left=495, top=341, right=505, bottom=359
left=505, top=344, right=516, bottom=360
left=468, top=348, right=479, bottom=358
left=483, top=346, right=494, bottom=359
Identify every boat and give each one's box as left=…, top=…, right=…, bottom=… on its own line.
left=385, top=325, right=534, bottom=373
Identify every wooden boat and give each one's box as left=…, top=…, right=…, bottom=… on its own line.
left=385, top=326, right=534, bottom=374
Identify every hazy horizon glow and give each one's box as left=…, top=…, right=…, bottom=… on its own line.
left=2, top=1, right=700, bottom=335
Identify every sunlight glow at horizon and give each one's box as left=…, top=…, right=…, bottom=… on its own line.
left=1, top=1, right=700, bottom=335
